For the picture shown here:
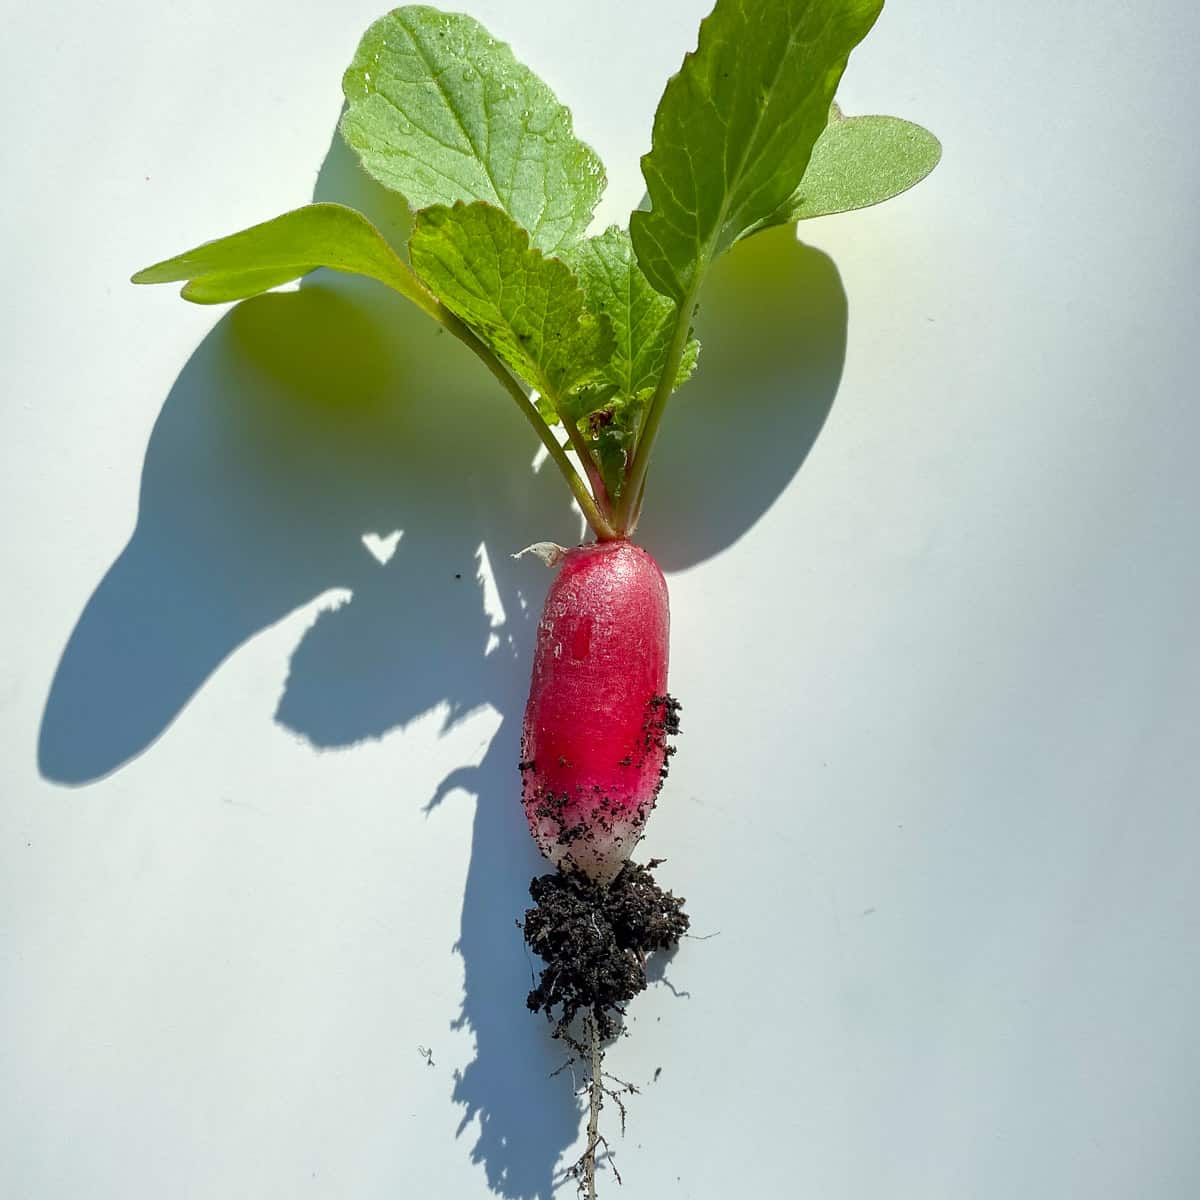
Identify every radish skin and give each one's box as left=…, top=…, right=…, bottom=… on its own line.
left=521, top=541, right=677, bottom=883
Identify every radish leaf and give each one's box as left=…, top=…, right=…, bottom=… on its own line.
left=630, top=0, right=883, bottom=302
left=591, top=413, right=637, bottom=502
left=756, top=103, right=942, bottom=227
left=341, top=6, right=605, bottom=254
left=409, top=201, right=613, bottom=408
left=132, top=2, right=940, bottom=542
left=555, top=388, right=640, bottom=502
left=558, top=228, right=701, bottom=501
left=564, top=228, right=699, bottom=405
left=131, top=203, right=430, bottom=307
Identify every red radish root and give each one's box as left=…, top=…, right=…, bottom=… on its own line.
left=521, top=541, right=678, bottom=883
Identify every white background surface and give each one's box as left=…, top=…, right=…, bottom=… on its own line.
left=3, top=1, right=1199, bottom=1197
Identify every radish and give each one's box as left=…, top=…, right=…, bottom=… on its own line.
left=131, top=1, right=938, bottom=1193
left=521, top=541, right=677, bottom=884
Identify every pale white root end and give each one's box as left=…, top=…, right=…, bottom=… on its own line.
left=531, top=812, right=645, bottom=885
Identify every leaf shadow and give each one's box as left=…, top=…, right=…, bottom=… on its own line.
left=638, top=223, right=848, bottom=568
left=36, top=123, right=846, bottom=1200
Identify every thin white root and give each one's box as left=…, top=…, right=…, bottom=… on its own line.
left=585, top=1016, right=602, bottom=1200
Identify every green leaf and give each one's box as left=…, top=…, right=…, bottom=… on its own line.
left=555, top=228, right=701, bottom=503
left=408, top=201, right=612, bottom=405
left=131, top=203, right=431, bottom=308
left=564, top=227, right=700, bottom=404
left=630, top=0, right=883, bottom=301
left=558, top=383, right=621, bottom=429
left=341, top=6, right=605, bottom=254
left=556, top=389, right=639, bottom=500
left=754, top=103, right=941, bottom=227
left=593, top=417, right=637, bottom=501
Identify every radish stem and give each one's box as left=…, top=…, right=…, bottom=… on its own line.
left=562, top=416, right=614, bottom=523
left=614, top=287, right=698, bottom=533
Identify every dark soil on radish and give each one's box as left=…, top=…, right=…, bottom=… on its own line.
left=523, top=860, right=690, bottom=1040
